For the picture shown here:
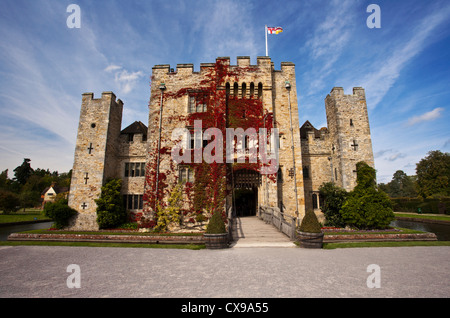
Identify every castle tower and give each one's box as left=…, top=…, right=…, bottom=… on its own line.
left=68, top=92, right=123, bottom=230
left=325, top=87, right=374, bottom=191
left=145, top=56, right=305, bottom=221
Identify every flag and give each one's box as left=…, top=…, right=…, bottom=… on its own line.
left=267, top=26, right=283, bottom=34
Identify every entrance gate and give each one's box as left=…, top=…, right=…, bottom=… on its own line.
left=233, top=169, right=261, bottom=217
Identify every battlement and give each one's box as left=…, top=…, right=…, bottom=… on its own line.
left=151, top=56, right=294, bottom=76
left=82, top=91, right=123, bottom=106
left=328, top=87, right=365, bottom=98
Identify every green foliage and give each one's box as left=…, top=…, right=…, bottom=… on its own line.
left=205, top=210, right=226, bottom=234
left=340, top=162, right=395, bottom=229
left=298, top=210, right=322, bottom=233
left=13, top=158, right=33, bottom=185
left=380, top=170, right=417, bottom=198
left=95, top=179, right=127, bottom=229
left=319, top=182, right=348, bottom=227
left=416, top=150, right=450, bottom=198
left=43, top=199, right=77, bottom=229
left=0, top=190, right=20, bottom=214
left=19, top=191, right=41, bottom=211
left=154, top=183, right=183, bottom=232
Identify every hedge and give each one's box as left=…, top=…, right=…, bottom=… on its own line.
left=390, top=197, right=450, bottom=214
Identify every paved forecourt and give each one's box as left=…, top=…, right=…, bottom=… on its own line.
left=0, top=245, right=449, bottom=298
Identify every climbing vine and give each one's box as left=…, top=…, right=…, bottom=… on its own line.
left=142, top=58, right=277, bottom=229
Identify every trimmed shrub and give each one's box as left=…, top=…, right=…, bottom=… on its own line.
left=298, top=210, right=322, bottom=233
left=43, top=199, right=77, bottom=229
left=205, top=210, right=226, bottom=234
left=319, top=182, right=348, bottom=227
left=95, top=179, right=127, bottom=229
left=340, top=162, right=395, bottom=229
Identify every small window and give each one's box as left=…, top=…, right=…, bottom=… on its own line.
left=179, top=166, right=194, bottom=184
left=303, top=166, right=310, bottom=179
left=125, top=163, right=129, bottom=177
left=128, top=134, right=134, bottom=142
left=350, top=119, right=354, bottom=126
left=250, top=82, right=255, bottom=98
left=312, top=194, right=318, bottom=210
left=123, top=194, right=144, bottom=210
left=125, top=162, right=145, bottom=177
left=258, top=83, right=263, bottom=99
left=188, top=92, right=208, bottom=113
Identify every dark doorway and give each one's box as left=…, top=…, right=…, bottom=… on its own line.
left=235, top=188, right=257, bottom=217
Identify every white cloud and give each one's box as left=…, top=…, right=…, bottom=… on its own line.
left=387, top=153, right=407, bottom=161
left=105, top=64, right=122, bottom=72
left=103, top=65, right=144, bottom=95
left=407, top=107, right=444, bottom=126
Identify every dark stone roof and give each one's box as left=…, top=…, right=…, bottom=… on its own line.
left=121, top=121, right=148, bottom=135
left=300, top=120, right=327, bottom=139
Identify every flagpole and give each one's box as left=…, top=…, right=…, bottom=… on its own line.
left=265, top=25, right=268, bottom=56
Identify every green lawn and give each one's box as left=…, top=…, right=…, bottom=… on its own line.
left=394, top=212, right=450, bottom=222
left=0, top=209, right=51, bottom=224
left=323, top=241, right=450, bottom=249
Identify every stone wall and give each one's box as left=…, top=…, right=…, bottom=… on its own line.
left=146, top=57, right=305, bottom=220
left=325, top=87, right=374, bottom=191
left=68, top=92, right=123, bottom=230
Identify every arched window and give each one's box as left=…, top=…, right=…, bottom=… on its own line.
left=312, top=193, right=318, bottom=210
left=258, top=83, right=263, bottom=99
left=226, top=82, right=230, bottom=96
left=242, top=83, right=246, bottom=98
left=234, top=82, right=239, bottom=97
left=250, top=82, right=255, bottom=98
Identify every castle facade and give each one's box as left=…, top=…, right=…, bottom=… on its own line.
left=67, top=56, right=374, bottom=231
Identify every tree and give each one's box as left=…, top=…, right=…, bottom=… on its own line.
left=416, top=150, right=450, bottom=198
left=19, top=191, right=41, bottom=211
left=0, top=190, right=20, bottom=214
left=340, top=161, right=394, bottom=229
left=154, top=183, right=183, bottom=232
left=318, top=182, right=348, bottom=227
left=0, top=170, right=9, bottom=190
left=383, top=170, right=417, bottom=198
left=95, top=179, right=127, bottom=229
left=13, top=158, right=34, bottom=185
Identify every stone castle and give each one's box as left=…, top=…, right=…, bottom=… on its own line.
left=67, top=56, right=374, bottom=231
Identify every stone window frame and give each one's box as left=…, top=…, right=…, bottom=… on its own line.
left=178, top=165, right=194, bottom=184
left=187, top=90, right=208, bottom=114
left=124, top=162, right=146, bottom=178
left=123, top=194, right=143, bottom=210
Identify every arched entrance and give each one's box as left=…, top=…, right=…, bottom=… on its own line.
left=233, top=169, right=261, bottom=217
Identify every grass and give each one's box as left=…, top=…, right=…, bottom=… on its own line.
left=0, top=209, right=51, bottom=224
left=323, top=241, right=450, bottom=249
left=0, top=240, right=205, bottom=249
left=394, top=212, right=450, bottom=222
left=322, top=227, right=424, bottom=236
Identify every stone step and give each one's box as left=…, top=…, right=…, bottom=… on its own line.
left=230, top=216, right=296, bottom=248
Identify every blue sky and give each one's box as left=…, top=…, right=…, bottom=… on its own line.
left=0, top=0, right=449, bottom=184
